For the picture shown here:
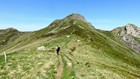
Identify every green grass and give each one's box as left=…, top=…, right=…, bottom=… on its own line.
left=0, top=33, right=140, bottom=78
left=0, top=18, right=140, bottom=79
left=61, top=54, right=75, bottom=79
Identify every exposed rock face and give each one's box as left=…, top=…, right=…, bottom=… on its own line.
left=112, top=24, right=140, bottom=53
left=112, top=24, right=140, bottom=38
left=122, top=35, right=140, bottom=53
left=125, top=24, right=140, bottom=38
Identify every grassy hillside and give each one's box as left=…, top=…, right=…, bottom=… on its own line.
left=0, top=14, right=140, bottom=79
left=0, top=28, right=20, bottom=49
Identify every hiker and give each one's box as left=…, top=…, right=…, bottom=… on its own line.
left=56, top=45, right=60, bottom=55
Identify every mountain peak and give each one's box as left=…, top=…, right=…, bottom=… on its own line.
left=125, top=23, right=137, bottom=28
left=5, top=28, right=18, bottom=32
left=6, top=27, right=18, bottom=31
left=0, top=27, right=18, bottom=34
left=65, top=13, right=87, bottom=22
left=124, top=23, right=139, bottom=32
left=112, top=23, right=140, bottom=38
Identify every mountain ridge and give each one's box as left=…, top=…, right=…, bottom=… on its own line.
left=1, top=14, right=140, bottom=54
left=0, top=14, right=140, bottom=79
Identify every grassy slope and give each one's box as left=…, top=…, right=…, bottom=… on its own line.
left=0, top=30, right=21, bottom=52
left=0, top=20, right=140, bottom=79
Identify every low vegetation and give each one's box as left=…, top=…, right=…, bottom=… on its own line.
left=0, top=14, right=140, bottom=79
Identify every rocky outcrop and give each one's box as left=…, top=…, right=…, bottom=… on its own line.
left=122, top=35, right=140, bottom=53
left=125, top=24, right=140, bottom=38
left=112, top=24, right=140, bottom=53
left=112, top=24, right=140, bottom=38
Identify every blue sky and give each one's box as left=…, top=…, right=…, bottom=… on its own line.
left=0, top=0, right=140, bottom=31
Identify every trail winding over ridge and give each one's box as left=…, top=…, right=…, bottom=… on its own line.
left=55, top=53, right=75, bottom=79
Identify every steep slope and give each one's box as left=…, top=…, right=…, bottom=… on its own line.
left=0, top=14, right=140, bottom=79
left=112, top=24, right=140, bottom=53
left=33, top=14, right=95, bottom=38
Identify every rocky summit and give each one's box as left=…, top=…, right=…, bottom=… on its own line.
left=112, top=24, right=140, bottom=53
left=112, top=24, right=140, bottom=37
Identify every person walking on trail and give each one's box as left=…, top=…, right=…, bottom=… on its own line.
left=56, top=45, right=60, bottom=55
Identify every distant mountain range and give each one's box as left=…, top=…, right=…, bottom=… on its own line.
left=0, top=14, right=140, bottom=79
left=1, top=14, right=140, bottom=53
